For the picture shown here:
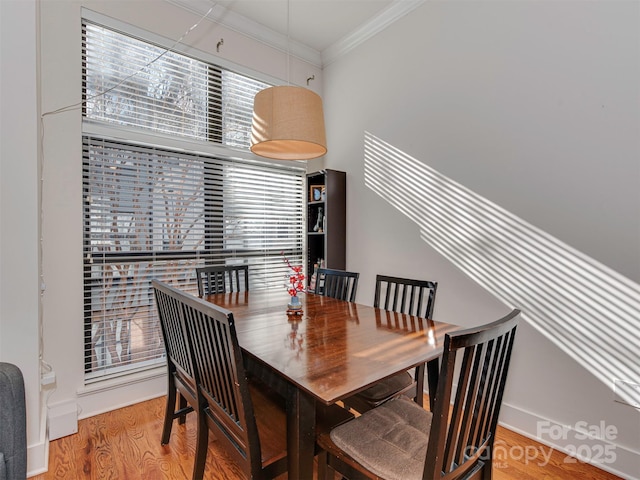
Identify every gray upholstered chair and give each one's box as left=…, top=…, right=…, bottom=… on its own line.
left=0, top=362, right=27, bottom=480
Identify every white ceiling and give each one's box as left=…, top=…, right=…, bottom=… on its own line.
left=168, top=0, right=425, bottom=66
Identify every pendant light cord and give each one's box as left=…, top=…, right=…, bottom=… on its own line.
left=286, top=0, right=290, bottom=85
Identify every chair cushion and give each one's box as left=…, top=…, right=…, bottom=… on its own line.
left=355, top=371, right=413, bottom=402
left=330, top=397, right=432, bottom=480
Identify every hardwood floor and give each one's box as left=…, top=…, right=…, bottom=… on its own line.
left=32, top=396, right=622, bottom=480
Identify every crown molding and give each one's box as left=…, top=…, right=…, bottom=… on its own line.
left=165, top=0, right=426, bottom=69
left=321, top=0, right=426, bottom=67
left=165, top=0, right=323, bottom=67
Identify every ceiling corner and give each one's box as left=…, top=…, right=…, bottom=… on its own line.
left=321, top=0, right=426, bottom=67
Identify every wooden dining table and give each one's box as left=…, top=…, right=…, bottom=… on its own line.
left=204, top=290, right=460, bottom=479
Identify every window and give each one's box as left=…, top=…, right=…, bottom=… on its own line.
left=82, top=20, right=304, bottom=381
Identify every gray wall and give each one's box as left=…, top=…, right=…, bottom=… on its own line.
left=322, top=1, right=639, bottom=478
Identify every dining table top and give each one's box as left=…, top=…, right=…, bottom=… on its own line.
left=204, top=289, right=461, bottom=405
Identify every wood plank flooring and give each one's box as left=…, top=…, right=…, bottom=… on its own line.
left=32, top=396, right=623, bottom=480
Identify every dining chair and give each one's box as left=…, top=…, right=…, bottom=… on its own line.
left=154, top=279, right=289, bottom=480
left=314, top=267, right=359, bottom=302
left=196, top=264, right=249, bottom=297
left=152, top=280, right=198, bottom=446
left=343, top=275, right=438, bottom=413
left=317, top=309, right=520, bottom=480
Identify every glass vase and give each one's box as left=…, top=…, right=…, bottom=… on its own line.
left=287, top=295, right=302, bottom=311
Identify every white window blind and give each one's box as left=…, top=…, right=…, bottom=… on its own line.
left=82, top=20, right=305, bottom=381
left=83, top=21, right=267, bottom=148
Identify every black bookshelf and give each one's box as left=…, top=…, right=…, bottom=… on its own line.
left=306, top=169, right=346, bottom=287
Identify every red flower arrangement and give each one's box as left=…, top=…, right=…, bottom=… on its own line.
left=282, top=253, right=305, bottom=297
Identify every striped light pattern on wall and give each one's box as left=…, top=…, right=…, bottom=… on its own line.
left=364, top=131, right=640, bottom=406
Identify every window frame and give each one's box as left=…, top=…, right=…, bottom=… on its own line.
left=81, top=13, right=306, bottom=383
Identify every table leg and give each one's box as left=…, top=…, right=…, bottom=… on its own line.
left=414, top=363, right=425, bottom=407
left=286, top=383, right=316, bottom=479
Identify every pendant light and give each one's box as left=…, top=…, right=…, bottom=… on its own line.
left=250, top=1, right=327, bottom=160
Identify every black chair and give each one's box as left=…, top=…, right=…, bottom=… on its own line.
left=153, top=279, right=289, bottom=480
left=374, top=275, right=437, bottom=319
left=152, top=280, right=197, bottom=446
left=317, top=309, right=520, bottom=480
left=314, top=268, right=359, bottom=302
left=344, top=275, right=438, bottom=413
left=196, top=264, right=249, bottom=297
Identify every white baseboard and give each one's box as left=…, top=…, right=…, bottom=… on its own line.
left=27, top=398, right=50, bottom=477
left=26, top=439, right=48, bottom=477
left=48, top=399, right=79, bottom=440
left=499, top=401, right=640, bottom=480
left=29, top=369, right=166, bottom=476
left=77, top=367, right=166, bottom=419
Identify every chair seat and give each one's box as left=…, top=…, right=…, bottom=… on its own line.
left=326, top=397, right=432, bottom=480
left=353, top=372, right=413, bottom=403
